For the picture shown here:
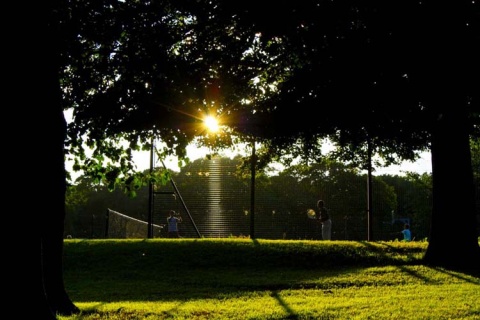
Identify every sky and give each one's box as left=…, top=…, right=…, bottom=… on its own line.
left=66, top=142, right=432, bottom=181
left=369, top=151, right=431, bottom=176
left=133, top=143, right=432, bottom=176
left=64, top=109, right=432, bottom=178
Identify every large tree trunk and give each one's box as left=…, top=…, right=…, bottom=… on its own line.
left=40, top=0, right=80, bottom=317
left=424, top=106, right=480, bottom=269
left=40, top=240, right=56, bottom=320
left=420, top=2, right=480, bottom=270
left=39, top=94, right=79, bottom=319
left=41, top=108, right=79, bottom=316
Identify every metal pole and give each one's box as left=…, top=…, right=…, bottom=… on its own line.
left=250, top=139, right=256, bottom=239
left=104, top=209, right=110, bottom=238
left=367, top=140, right=373, bottom=241
left=147, top=139, right=154, bottom=238
left=160, top=160, right=201, bottom=238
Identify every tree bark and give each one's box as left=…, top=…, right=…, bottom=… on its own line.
left=39, top=93, right=79, bottom=318
left=418, top=2, right=480, bottom=270
left=40, top=240, right=56, bottom=320
left=40, top=0, right=80, bottom=317
left=424, top=106, right=480, bottom=269
left=42, top=116, right=80, bottom=315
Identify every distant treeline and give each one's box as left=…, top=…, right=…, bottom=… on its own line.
left=65, top=155, right=478, bottom=241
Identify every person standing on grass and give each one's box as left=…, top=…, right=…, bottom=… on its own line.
left=401, top=223, right=412, bottom=242
left=317, top=200, right=332, bottom=240
left=167, top=210, right=182, bottom=238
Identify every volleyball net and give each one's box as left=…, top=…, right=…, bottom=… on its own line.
left=106, top=208, right=164, bottom=238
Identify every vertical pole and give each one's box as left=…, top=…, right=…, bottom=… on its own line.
left=147, top=139, right=154, bottom=238
left=104, top=209, right=110, bottom=238
left=250, top=139, right=256, bottom=239
left=367, top=139, right=373, bottom=241
left=91, top=214, right=95, bottom=238
left=160, top=159, right=202, bottom=238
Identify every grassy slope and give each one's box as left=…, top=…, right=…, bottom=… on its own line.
left=60, top=239, right=480, bottom=319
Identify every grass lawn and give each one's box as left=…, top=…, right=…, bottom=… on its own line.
left=59, top=239, right=480, bottom=319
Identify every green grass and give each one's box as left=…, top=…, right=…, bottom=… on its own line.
left=59, top=239, right=480, bottom=319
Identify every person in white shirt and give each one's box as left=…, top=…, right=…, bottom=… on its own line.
left=317, top=200, right=331, bottom=240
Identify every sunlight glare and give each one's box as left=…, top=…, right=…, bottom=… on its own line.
left=204, top=116, right=220, bottom=133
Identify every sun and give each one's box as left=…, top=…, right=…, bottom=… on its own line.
left=204, top=115, right=220, bottom=133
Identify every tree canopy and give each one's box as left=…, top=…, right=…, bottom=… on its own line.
left=62, top=0, right=479, bottom=178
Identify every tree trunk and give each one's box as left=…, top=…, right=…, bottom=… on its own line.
left=42, top=131, right=80, bottom=315
left=424, top=106, right=480, bottom=269
left=40, top=239, right=56, bottom=320
left=39, top=96, right=79, bottom=318
left=419, top=2, right=480, bottom=270
left=40, top=1, right=80, bottom=317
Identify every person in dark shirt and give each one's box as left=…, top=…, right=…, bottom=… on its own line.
left=167, top=210, right=182, bottom=238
